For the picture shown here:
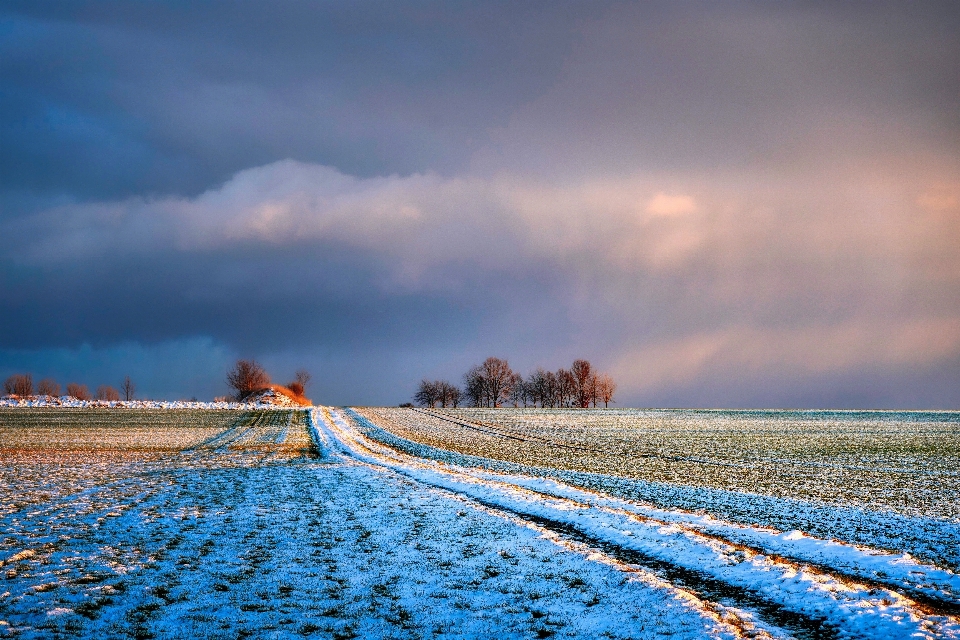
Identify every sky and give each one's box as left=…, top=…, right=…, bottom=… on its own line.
left=2, top=1, right=959, bottom=407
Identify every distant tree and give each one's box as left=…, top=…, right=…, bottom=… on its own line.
left=556, top=368, right=576, bottom=407
left=571, top=359, right=593, bottom=408
left=399, top=402, right=414, bottom=408
left=295, top=369, right=311, bottom=391
left=4, top=373, right=33, bottom=396
left=37, top=378, right=60, bottom=397
left=542, top=370, right=559, bottom=407
left=508, top=372, right=527, bottom=407
left=587, top=372, right=600, bottom=407
left=226, top=360, right=271, bottom=401
left=463, top=367, right=485, bottom=407
left=478, top=357, right=515, bottom=407
left=525, top=369, right=544, bottom=407
left=461, top=358, right=516, bottom=407
left=287, top=369, right=311, bottom=397
left=66, top=383, right=90, bottom=401
left=414, top=379, right=441, bottom=407
left=121, top=376, right=136, bottom=401
left=437, top=381, right=461, bottom=408
left=96, top=385, right=120, bottom=401
left=596, top=373, right=616, bottom=408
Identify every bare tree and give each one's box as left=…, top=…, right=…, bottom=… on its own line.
left=226, top=360, right=271, bottom=401
left=96, top=385, right=120, bottom=401
left=571, top=359, right=594, bottom=408
left=596, top=373, right=616, bottom=408
left=525, top=369, right=545, bottom=407
left=37, top=378, right=60, bottom=397
left=587, top=372, right=600, bottom=407
left=3, top=373, right=33, bottom=396
left=556, top=368, right=576, bottom=407
left=66, top=383, right=90, bottom=400
left=437, top=381, right=461, bottom=408
left=287, top=369, right=311, bottom=397
left=543, top=370, right=559, bottom=407
left=414, top=379, right=441, bottom=407
left=508, top=372, right=528, bottom=407
left=463, top=367, right=485, bottom=407
left=121, top=376, right=136, bottom=401
left=477, top=357, right=515, bottom=407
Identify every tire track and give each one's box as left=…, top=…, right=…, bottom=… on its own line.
left=320, top=407, right=960, bottom=640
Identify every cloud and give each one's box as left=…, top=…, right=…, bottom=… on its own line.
left=2, top=3, right=959, bottom=407
left=645, top=193, right=697, bottom=218
left=614, top=317, right=960, bottom=391
left=0, top=337, right=235, bottom=400
left=4, top=154, right=959, bottom=388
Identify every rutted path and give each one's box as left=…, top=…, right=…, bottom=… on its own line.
left=2, top=409, right=754, bottom=639
left=316, top=407, right=960, bottom=640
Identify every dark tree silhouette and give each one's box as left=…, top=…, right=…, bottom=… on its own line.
left=295, top=369, right=311, bottom=391
left=121, top=376, right=136, bottom=401
left=437, top=381, right=461, bottom=408
left=478, top=357, right=515, bottom=407
left=556, top=368, right=576, bottom=407
left=226, top=360, right=271, bottom=400
left=414, top=379, right=440, bottom=407
left=571, top=359, right=593, bottom=408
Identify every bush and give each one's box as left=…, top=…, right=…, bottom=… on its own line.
left=287, top=381, right=305, bottom=397
left=37, top=378, right=60, bottom=396
left=3, top=373, right=33, bottom=396
left=66, top=383, right=91, bottom=401
left=96, top=385, right=121, bottom=401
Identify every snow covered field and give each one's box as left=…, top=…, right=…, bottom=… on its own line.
left=0, top=407, right=957, bottom=638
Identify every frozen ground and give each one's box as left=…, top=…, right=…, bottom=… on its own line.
left=0, top=407, right=957, bottom=639
left=0, top=409, right=748, bottom=639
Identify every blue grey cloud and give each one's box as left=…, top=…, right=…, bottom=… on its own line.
left=1, top=2, right=958, bottom=407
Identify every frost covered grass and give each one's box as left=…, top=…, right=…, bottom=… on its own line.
left=0, top=408, right=239, bottom=451
left=0, top=407, right=756, bottom=639
left=356, top=408, right=960, bottom=586
left=334, top=408, right=960, bottom=639
left=367, top=408, right=960, bottom=520
left=2, top=405, right=958, bottom=638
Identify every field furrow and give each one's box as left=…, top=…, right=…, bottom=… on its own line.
left=326, top=408, right=960, bottom=639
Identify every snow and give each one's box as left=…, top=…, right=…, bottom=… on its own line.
left=1, top=404, right=956, bottom=638
left=0, top=408, right=753, bottom=639
left=319, top=407, right=960, bottom=639
left=0, top=396, right=302, bottom=409
left=353, top=407, right=960, bottom=573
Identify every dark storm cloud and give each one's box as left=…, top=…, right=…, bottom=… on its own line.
left=1, top=2, right=959, bottom=406
left=1, top=1, right=604, bottom=203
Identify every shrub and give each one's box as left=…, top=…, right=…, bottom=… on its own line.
left=3, top=373, right=33, bottom=396
left=96, top=385, right=121, bottom=401
left=66, top=383, right=91, bottom=401
left=37, top=378, right=60, bottom=396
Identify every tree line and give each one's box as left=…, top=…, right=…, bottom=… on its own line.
left=2, top=373, right=136, bottom=401
left=413, top=358, right=616, bottom=408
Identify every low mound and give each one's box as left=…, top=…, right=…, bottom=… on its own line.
left=244, top=385, right=312, bottom=407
